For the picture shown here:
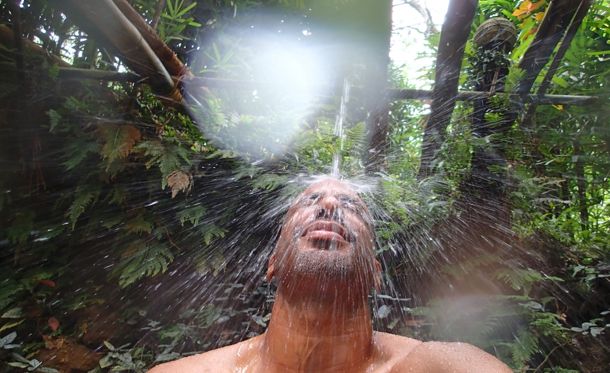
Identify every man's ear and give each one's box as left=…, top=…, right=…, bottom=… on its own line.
left=373, top=259, right=382, bottom=291
left=265, top=252, right=276, bottom=282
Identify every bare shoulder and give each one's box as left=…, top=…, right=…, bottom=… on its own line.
left=147, top=336, right=263, bottom=373
left=372, top=331, right=424, bottom=364
left=146, top=346, right=236, bottom=373
left=395, top=340, right=512, bottom=373
left=374, top=331, right=423, bottom=352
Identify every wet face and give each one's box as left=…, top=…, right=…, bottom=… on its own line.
left=267, top=179, right=380, bottom=296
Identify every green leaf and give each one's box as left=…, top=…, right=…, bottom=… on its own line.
left=98, top=124, right=142, bottom=168
left=6, top=211, right=34, bottom=244
left=177, top=205, right=206, bottom=226
left=62, top=138, right=99, bottom=171
left=103, top=340, right=116, bottom=351
left=200, top=224, right=226, bottom=246
left=1, top=307, right=22, bottom=319
left=510, top=329, right=539, bottom=367
left=47, top=110, right=61, bottom=132
left=136, top=141, right=191, bottom=189
left=125, top=213, right=154, bottom=235
left=253, top=173, right=287, bottom=191
left=0, top=331, right=17, bottom=348
left=7, top=362, right=29, bottom=368
left=67, top=184, right=101, bottom=229
left=176, top=2, right=197, bottom=17
left=166, top=0, right=176, bottom=15
left=0, top=281, right=24, bottom=311
left=115, top=242, right=174, bottom=288
left=155, top=352, right=181, bottom=362
left=98, top=354, right=113, bottom=368
left=0, top=319, right=24, bottom=333
left=551, top=75, right=569, bottom=88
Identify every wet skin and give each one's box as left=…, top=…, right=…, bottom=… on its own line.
left=149, top=179, right=512, bottom=373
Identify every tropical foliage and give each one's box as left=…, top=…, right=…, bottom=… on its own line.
left=0, top=0, right=608, bottom=372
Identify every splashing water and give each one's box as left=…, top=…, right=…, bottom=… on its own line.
left=3, top=1, right=608, bottom=371
left=331, top=79, right=350, bottom=178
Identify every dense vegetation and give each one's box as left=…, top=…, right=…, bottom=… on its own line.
left=1, top=0, right=608, bottom=372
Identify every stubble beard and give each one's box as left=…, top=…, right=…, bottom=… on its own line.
left=276, top=235, right=375, bottom=301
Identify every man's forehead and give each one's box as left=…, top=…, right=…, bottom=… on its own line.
left=301, top=179, right=359, bottom=197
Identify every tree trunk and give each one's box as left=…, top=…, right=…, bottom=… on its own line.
left=363, top=0, right=393, bottom=173
left=417, top=0, right=478, bottom=179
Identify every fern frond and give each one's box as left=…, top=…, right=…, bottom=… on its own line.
left=177, top=205, right=206, bottom=226
left=494, top=268, right=558, bottom=295
left=116, top=241, right=174, bottom=288
left=345, top=122, right=367, bottom=154
left=510, top=329, right=539, bottom=368
left=200, top=224, right=226, bottom=246
left=125, top=213, right=154, bottom=235
left=62, top=137, right=99, bottom=171
left=98, top=124, right=141, bottom=165
left=6, top=211, right=35, bottom=244
left=67, top=184, right=101, bottom=229
left=252, top=173, right=287, bottom=191
left=136, top=140, right=192, bottom=189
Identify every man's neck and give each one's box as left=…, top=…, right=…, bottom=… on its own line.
left=261, top=287, right=374, bottom=372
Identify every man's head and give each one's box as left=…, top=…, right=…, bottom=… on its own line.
left=266, top=178, right=381, bottom=300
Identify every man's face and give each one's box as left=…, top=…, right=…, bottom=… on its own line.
left=267, top=178, right=380, bottom=295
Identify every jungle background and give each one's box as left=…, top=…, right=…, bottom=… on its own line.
left=0, top=0, right=609, bottom=372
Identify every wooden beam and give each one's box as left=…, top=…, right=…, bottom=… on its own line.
left=417, top=0, right=478, bottom=179
left=44, top=67, right=598, bottom=106
left=388, top=88, right=597, bottom=105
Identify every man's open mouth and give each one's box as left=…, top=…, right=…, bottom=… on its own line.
left=301, top=220, right=351, bottom=250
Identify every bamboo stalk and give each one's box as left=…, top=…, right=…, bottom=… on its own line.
left=112, top=0, right=190, bottom=78
left=59, top=0, right=178, bottom=99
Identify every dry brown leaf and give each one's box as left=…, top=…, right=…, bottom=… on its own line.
left=167, top=170, right=192, bottom=198
left=98, top=124, right=142, bottom=161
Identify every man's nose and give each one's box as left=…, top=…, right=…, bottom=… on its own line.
left=319, top=195, right=340, bottom=209
left=316, top=195, right=340, bottom=219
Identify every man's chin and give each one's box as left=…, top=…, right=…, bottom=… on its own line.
left=278, top=249, right=356, bottom=286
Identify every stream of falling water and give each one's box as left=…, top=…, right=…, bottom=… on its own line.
left=331, top=79, right=350, bottom=178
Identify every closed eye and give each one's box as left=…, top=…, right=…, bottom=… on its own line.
left=337, top=194, right=365, bottom=210
left=301, top=192, right=320, bottom=205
